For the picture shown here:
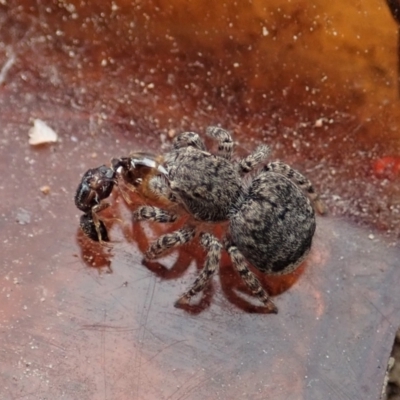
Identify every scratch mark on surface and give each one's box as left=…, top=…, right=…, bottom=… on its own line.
left=0, top=53, right=16, bottom=85
left=167, top=366, right=225, bottom=400
left=144, top=339, right=187, bottom=364
left=319, top=374, right=354, bottom=400
left=133, top=276, right=157, bottom=399
left=79, top=324, right=137, bottom=332
left=101, top=310, right=107, bottom=400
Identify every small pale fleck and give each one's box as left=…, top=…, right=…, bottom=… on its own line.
left=28, top=119, right=58, bottom=145
left=368, top=234, right=375, bottom=240
left=314, top=118, right=324, bottom=128
left=168, top=129, right=176, bottom=138
left=40, top=185, right=51, bottom=195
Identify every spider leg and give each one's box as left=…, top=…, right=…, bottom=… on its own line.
left=117, top=184, right=135, bottom=205
left=172, top=131, right=206, bottom=151
left=145, top=226, right=195, bottom=259
left=133, top=205, right=177, bottom=223
left=226, top=243, right=278, bottom=314
left=89, top=202, right=111, bottom=243
left=264, top=161, right=326, bottom=214
left=175, top=233, right=222, bottom=306
left=206, top=126, right=234, bottom=160
left=80, top=213, right=110, bottom=243
left=147, top=175, right=178, bottom=203
left=236, top=144, right=271, bottom=174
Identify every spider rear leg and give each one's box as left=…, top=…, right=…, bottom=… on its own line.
left=175, top=233, right=222, bottom=306
left=264, top=161, right=327, bottom=214
left=145, top=226, right=195, bottom=259
left=236, top=144, right=271, bottom=174
left=206, top=126, right=234, bottom=160
left=226, top=244, right=278, bottom=314
left=173, top=131, right=206, bottom=151
left=133, top=205, right=177, bottom=223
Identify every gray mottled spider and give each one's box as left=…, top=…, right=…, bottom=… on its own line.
left=132, top=127, right=325, bottom=313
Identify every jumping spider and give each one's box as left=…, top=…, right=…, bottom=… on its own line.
left=75, top=127, right=325, bottom=313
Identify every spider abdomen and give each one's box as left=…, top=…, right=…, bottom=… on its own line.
left=229, top=171, right=316, bottom=275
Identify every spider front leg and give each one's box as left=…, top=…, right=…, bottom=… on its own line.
left=133, top=205, right=177, bottom=223
left=206, top=126, right=234, bottom=160
left=117, top=179, right=137, bottom=205
left=226, top=243, right=278, bottom=314
left=175, top=233, right=222, bottom=306
left=236, top=144, right=270, bottom=174
left=264, top=161, right=326, bottom=214
left=173, top=131, right=206, bottom=151
left=145, top=226, right=195, bottom=259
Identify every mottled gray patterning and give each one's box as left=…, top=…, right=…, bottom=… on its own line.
left=135, top=126, right=325, bottom=313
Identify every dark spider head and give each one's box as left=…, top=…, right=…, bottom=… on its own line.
left=74, top=165, right=116, bottom=213
left=79, top=213, right=109, bottom=242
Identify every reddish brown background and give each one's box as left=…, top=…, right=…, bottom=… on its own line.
left=1, top=1, right=400, bottom=399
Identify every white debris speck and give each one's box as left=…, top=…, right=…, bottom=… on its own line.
left=368, top=234, right=375, bottom=240
left=28, top=119, right=58, bottom=145
left=262, top=27, right=269, bottom=36
left=0, top=52, right=16, bottom=84
left=40, top=185, right=51, bottom=195
left=314, top=118, right=324, bottom=128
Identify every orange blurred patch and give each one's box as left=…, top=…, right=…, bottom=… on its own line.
left=373, top=156, right=400, bottom=178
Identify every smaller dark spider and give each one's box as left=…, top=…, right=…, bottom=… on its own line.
left=74, top=153, right=167, bottom=243
left=74, top=165, right=115, bottom=242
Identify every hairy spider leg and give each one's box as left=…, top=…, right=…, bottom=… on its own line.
left=133, top=205, right=177, bottom=223
left=206, top=126, right=234, bottom=160
left=145, top=227, right=196, bottom=259
left=172, top=131, right=206, bottom=151
left=175, top=233, right=222, bottom=306
left=264, top=162, right=326, bottom=214
left=226, top=243, right=278, bottom=314
left=237, top=144, right=271, bottom=174
left=147, top=175, right=178, bottom=204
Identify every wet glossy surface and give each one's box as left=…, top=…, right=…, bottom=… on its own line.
left=1, top=1, right=400, bottom=399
